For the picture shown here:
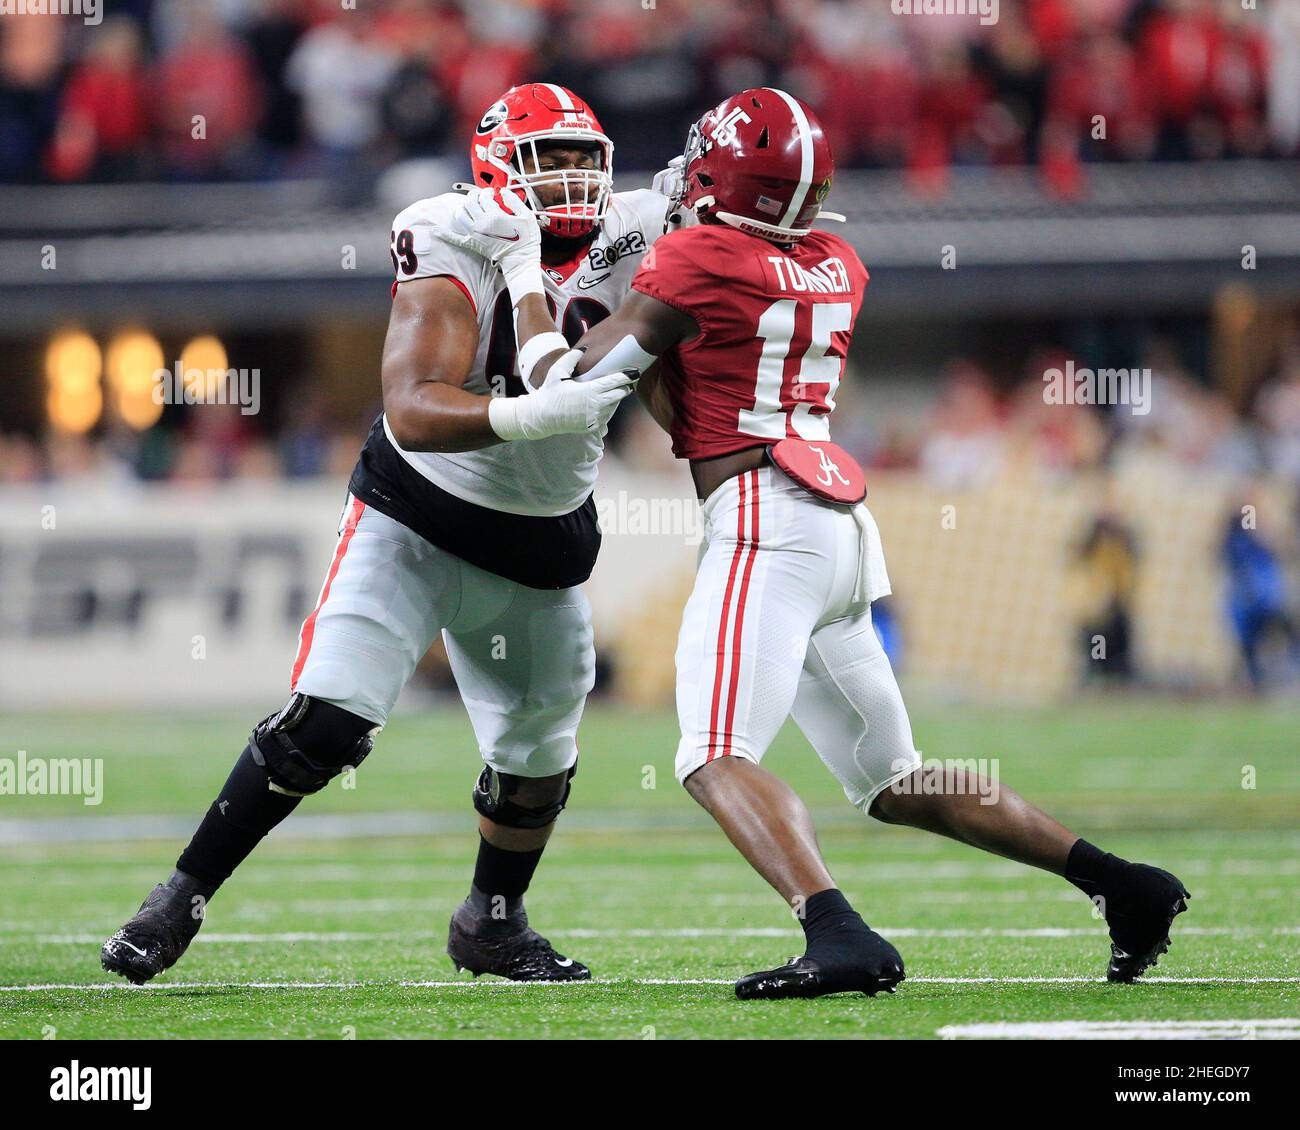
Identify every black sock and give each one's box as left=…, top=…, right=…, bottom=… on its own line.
left=799, top=888, right=868, bottom=950
left=175, top=745, right=302, bottom=891
left=467, top=836, right=545, bottom=916
left=174, top=702, right=373, bottom=892
left=1065, top=838, right=1128, bottom=895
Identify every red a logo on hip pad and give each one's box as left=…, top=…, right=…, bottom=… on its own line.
left=768, top=438, right=866, bottom=504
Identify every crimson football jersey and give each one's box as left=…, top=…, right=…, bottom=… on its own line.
left=630, top=223, right=869, bottom=460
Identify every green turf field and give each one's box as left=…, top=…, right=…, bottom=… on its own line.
left=1, top=700, right=1297, bottom=1039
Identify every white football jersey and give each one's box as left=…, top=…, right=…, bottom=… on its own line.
left=384, top=188, right=674, bottom=517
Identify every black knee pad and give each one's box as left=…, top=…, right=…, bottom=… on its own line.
left=247, top=694, right=376, bottom=797
left=472, top=765, right=575, bottom=829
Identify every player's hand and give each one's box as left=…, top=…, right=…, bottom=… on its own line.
left=653, top=156, right=695, bottom=229
left=447, top=186, right=544, bottom=302
left=488, top=360, right=637, bottom=442
left=651, top=155, right=685, bottom=201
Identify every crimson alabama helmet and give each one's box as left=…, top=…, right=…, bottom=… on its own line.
left=470, top=83, right=614, bottom=239
left=673, top=87, right=835, bottom=242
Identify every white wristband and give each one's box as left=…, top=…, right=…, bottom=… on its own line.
left=517, top=332, right=569, bottom=390
left=487, top=395, right=524, bottom=442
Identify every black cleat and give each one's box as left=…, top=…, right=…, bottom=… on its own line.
left=101, top=881, right=205, bottom=985
left=736, top=929, right=905, bottom=1000
left=447, top=901, right=590, bottom=982
left=1084, top=863, right=1191, bottom=983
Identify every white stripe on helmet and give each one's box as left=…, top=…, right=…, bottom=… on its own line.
left=765, top=88, right=814, bottom=230
left=544, top=83, right=579, bottom=117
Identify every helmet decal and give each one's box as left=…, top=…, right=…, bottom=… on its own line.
left=709, top=106, right=752, bottom=148
left=477, top=101, right=510, bottom=134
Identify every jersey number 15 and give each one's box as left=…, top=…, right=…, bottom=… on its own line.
left=739, top=299, right=852, bottom=441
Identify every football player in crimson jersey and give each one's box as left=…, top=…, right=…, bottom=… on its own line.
left=512, top=89, right=1191, bottom=998
left=101, top=84, right=676, bottom=987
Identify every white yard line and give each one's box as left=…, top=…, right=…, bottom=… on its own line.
left=938, top=1018, right=1300, bottom=1040
left=3, top=976, right=1298, bottom=992
left=10, top=857, right=1299, bottom=879
left=5, top=925, right=1296, bottom=944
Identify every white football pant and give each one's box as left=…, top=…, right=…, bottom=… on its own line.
left=675, top=466, right=922, bottom=811
left=292, top=495, right=593, bottom=777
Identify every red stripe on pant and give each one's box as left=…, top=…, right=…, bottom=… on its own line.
left=706, top=470, right=760, bottom=763
left=290, top=497, right=366, bottom=690
left=705, top=474, right=748, bottom=762
left=718, top=471, right=761, bottom=759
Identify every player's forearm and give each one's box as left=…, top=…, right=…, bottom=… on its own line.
left=514, top=292, right=557, bottom=348
left=512, top=315, right=660, bottom=390
left=513, top=292, right=569, bottom=389
left=385, top=382, right=502, bottom=452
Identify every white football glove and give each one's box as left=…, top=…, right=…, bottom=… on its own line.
left=446, top=186, right=545, bottom=303
left=651, top=155, right=685, bottom=201
left=651, top=156, right=697, bottom=230
left=488, top=354, right=636, bottom=442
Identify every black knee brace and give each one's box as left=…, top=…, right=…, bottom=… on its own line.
left=247, top=694, right=375, bottom=797
left=472, top=765, right=575, bottom=829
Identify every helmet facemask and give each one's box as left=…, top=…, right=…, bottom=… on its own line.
left=485, top=131, right=614, bottom=240
left=674, top=120, right=713, bottom=219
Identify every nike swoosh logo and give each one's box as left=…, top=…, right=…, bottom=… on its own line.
left=576, top=273, right=611, bottom=290
left=554, top=957, right=574, bottom=967
left=486, top=232, right=520, bottom=242
left=118, top=940, right=148, bottom=957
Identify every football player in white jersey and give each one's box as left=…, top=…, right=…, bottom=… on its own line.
left=101, top=84, right=676, bottom=985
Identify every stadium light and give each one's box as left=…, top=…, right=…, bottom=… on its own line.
left=44, top=330, right=103, bottom=435
left=180, top=335, right=229, bottom=403
left=106, top=330, right=165, bottom=430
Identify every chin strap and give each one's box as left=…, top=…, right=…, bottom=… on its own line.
left=699, top=194, right=846, bottom=234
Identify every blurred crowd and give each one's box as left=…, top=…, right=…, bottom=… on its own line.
left=0, top=386, right=369, bottom=486
left=2, top=315, right=1298, bottom=691
left=1, top=0, right=1298, bottom=190
left=825, top=319, right=1300, bottom=694
left=2, top=0, right=1298, bottom=694
left=850, top=335, right=1300, bottom=488
left=6, top=316, right=1299, bottom=490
